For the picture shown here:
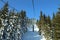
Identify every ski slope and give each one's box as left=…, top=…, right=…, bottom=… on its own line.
left=22, top=24, right=46, bottom=40
left=22, top=31, right=46, bottom=40
left=22, top=31, right=42, bottom=40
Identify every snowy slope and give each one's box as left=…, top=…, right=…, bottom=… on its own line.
left=22, top=31, right=42, bottom=40
left=27, top=24, right=39, bottom=32
left=22, top=31, right=46, bottom=40
left=22, top=24, right=46, bottom=40
left=22, top=19, right=46, bottom=40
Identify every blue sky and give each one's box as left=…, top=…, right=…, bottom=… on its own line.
left=0, top=0, right=60, bottom=19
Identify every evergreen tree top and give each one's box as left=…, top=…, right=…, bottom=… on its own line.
left=58, top=7, right=60, bottom=12
left=2, top=2, right=9, bottom=14
left=56, top=8, right=60, bottom=15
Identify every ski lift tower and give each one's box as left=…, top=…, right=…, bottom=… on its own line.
left=31, top=18, right=36, bottom=32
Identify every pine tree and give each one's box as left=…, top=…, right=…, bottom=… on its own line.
left=54, top=8, right=60, bottom=26
left=53, top=13, right=55, bottom=20
left=0, top=19, right=2, bottom=28
left=46, top=15, right=51, bottom=27
left=38, top=11, right=46, bottom=35
left=43, top=14, right=47, bottom=24
left=37, top=11, right=43, bottom=28
left=0, top=10, right=2, bottom=28
left=9, top=10, right=15, bottom=16
left=52, top=12, right=55, bottom=26
left=1, top=2, right=8, bottom=19
left=20, top=10, right=27, bottom=33
left=40, top=11, right=43, bottom=21
left=1, top=2, right=9, bottom=39
left=20, top=10, right=26, bottom=19
left=52, top=8, right=60, bottom=40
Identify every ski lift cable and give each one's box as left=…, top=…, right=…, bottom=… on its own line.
left=0, top=0, right=18, bottom=12
left=32, top=0, right=35, bottom=18
left=32, top=0, right=36, bottom=32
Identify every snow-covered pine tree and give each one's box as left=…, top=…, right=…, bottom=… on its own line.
left=20, top=10, right=27, bottom=34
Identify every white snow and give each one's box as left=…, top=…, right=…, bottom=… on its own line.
left=22, top=31, right=41, bottom=40
left=27, top=24, right=39, bottom=32
left=41, top=34, right=46, bottom=40
left=34, top=24, right=39, bottom=31
left=22, top=23, right=46, bottom=40
left=22, top=31, right=46, bottom=40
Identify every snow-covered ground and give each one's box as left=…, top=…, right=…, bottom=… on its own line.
left=41, top=34, right=46, bottom=40
left=22, top=31, right=46, bottom=40
left=22, top=31, right=42, bottom=40
left=22, top=23, right=46, bottom=40
left=27, top=24, right=39, bottom=32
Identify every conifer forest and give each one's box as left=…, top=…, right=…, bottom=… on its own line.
left=0, top=0, right=60, bottom=40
